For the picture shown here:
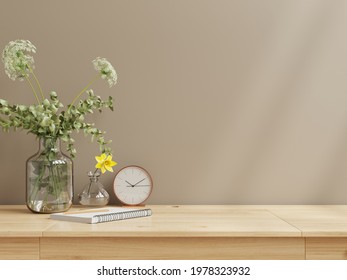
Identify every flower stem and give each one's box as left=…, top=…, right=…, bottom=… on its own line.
left=25, top=75, right=40, bottom=104
left=50, top=164, right=59, bottom=202
left=29, top=162, right=46, bottom=206
left=68, top=74, right=101, bottom=111
left=28, top=65, right=44, bottom=101
left=87, top=168, right=99, bottom=194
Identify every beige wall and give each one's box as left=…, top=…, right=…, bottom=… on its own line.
left=1, top=0, right=347, bottom=205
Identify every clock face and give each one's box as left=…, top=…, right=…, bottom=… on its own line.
left=113, top=166, right=153, bottom=205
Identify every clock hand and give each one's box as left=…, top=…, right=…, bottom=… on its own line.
left=133, top=178, right=146, bottom=186
left=125, top=180, right=134, bottom=187
left=132, top=185, right=151, bottom=187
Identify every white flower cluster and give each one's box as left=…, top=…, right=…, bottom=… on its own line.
left=93, top=57, right=117, bottom=87
left=1, top=39, right=36, bottom=81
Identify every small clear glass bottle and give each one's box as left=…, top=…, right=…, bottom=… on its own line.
left=78, top=170, right=109, bottom=206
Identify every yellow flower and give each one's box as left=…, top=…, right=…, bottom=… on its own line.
left=95, top=153, right=117, bottom=174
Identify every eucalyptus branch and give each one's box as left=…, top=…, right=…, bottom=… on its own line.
left=68, top=74, right=101, bottom=111
left=2, top=39, right=117, bottom=161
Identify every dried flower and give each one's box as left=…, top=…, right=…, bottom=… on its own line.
left=1, top=39, right=36, bottom=81
left=93, top=57, right=117, bottom=87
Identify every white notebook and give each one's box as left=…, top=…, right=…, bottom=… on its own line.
left=50, top=207, right=152, bottom=224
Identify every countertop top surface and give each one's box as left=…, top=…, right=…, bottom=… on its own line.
left=0, top=205, right=346, bottom=238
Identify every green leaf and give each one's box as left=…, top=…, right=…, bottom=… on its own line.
left=0, top=99, right=9, bottom=106
left=43, top=99, right=50, bottom=107
left=40, top=117, right=50, bottom=127
left=49, top=123, right=55, bottom=132
left=18, top=105, right=27, bottom=111
left=50, top=91, right=58, bottom=99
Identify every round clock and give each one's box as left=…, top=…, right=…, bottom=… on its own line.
left=113, top=165, right=153, bottom=206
